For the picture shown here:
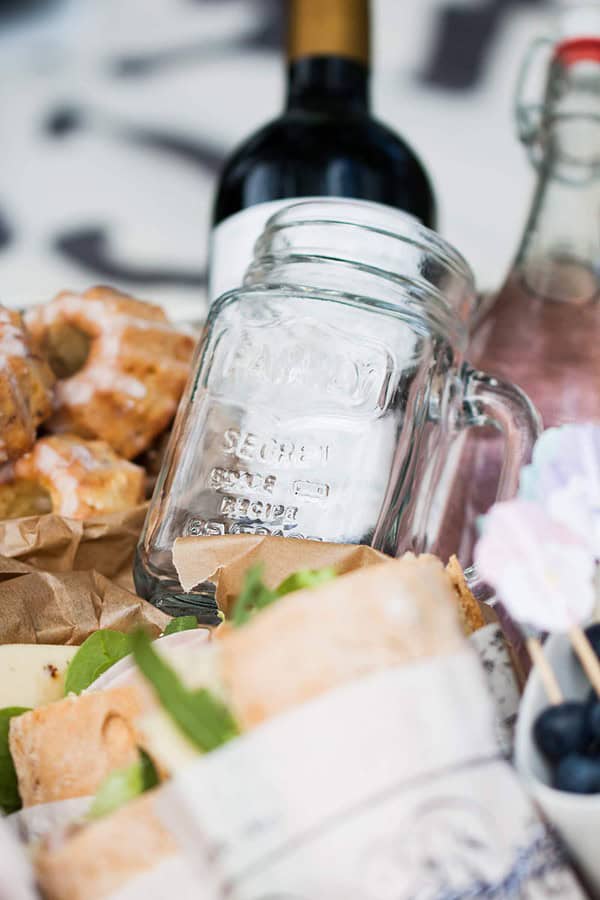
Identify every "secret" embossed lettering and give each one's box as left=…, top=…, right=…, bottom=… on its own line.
left=222, top=429, right=329, bottom=468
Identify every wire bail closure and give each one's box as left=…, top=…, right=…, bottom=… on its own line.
left=515, top=35, right=600, bottom=177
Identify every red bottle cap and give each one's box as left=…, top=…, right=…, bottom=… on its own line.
left=555, top=37, right=600, bottom=66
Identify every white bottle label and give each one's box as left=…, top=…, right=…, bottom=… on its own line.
left=208, top=197, right=321, bottom=304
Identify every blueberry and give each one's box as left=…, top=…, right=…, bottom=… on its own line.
left=586, top=688, right=596, bottom=706
left=588, top=702, right=600, bottom=742
left=555, top=753, right=600, bottom=793
left=533, top=702, right=590, bottom=761
left=584, top=623, right=600, bottom=660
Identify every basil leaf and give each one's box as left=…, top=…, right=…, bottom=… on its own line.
left=131, top=630, right=238, bottom=752
left=275, top=567, right=337, bottom=597
left=232, top=564, right=338, bottom=627
left=64, top=630, right=132, bottom=695
left=0, top=707, right=30, bottom=814
left=163, top=616, right=198, bottom=636
left=231, top=564, right=278, bottom=626
left=88, top=749, right=158, bottom=821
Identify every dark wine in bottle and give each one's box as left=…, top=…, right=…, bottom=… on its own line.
left=208, top=0, right=436, bottom=302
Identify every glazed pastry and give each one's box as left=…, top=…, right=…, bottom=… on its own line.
left=9, top=686, right=145, bottom=806
left=0, top=465, right=53, bottom=519
left=25, top=286, right=195, bottom=459
left=10, top=434, right=145, bottom=519
left=0, top=306, right=54, bottom=464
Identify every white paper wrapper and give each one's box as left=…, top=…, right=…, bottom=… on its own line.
left=156, top=648, right=584, bottom=899
left=7, top=797, right=92, bottom=846
left=109, top=854, right=201, bottom=900
left=0, top=817, right=38, bottom=900
left=471, top=624, right=521, bottom=757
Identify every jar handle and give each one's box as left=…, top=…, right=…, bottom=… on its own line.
left=442, top=365, right=541, bottom=600
left=459, top=363, right=542, bottom=503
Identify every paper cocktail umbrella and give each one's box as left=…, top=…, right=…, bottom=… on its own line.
left=475, top=498, right=599, bottom=703
left=520, top=424, right=600, bottom=557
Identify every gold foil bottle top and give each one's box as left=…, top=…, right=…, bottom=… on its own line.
left=287, top=0, right=370, bottom=65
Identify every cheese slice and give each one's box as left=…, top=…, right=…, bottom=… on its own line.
left=138, top=709, right=198, bottom=774
left=0, top=644, right=77, bottom=709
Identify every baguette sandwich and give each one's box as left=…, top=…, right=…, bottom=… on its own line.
left=10, top=686, right=145, bottom=807
left=29, top=553, right=476, bottom=899
left=8, top=554, right=483, bottom=801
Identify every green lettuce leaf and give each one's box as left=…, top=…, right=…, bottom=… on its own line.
left=0, top=707, right=30, bottom=814
left=131, top=630, right=238, bottom=752
left=64, top=630, right=132, bottom=695
left=163, top=616, right=199, bottom=636
left=88, top=750, right=159, bottom=820
left=231, top=564, right=337, bottom=626
left=275, top=567, right=337, bottom=597
left=231, top=564, right=278, bottom=626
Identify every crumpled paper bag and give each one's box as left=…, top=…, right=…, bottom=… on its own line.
left=0, top=508, right=500, bottom=654
left=173, top=534, right=388, bottom=615
left=0, top=506, right=147, bottom=590
left=0, top=559, right=167, bottom=645
left=0, top=505, right=168, bottom=645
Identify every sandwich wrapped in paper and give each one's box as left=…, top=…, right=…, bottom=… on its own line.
left=6, top=553, right=486, bottom=807
left=13, top=553, right=582, bottom=900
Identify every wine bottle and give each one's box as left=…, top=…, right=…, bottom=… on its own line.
left=208, top=0, right=436, bottom=303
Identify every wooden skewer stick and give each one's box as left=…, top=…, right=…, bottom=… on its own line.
left=569, top=626, right=600, bottom=698
left=526, top=636, right=563, bottom=705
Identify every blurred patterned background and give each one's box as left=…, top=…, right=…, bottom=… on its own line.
left=0, top=0, right=564, bottom=319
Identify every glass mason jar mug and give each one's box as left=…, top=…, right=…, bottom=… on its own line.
left=135, top=200, right=540, bottom=618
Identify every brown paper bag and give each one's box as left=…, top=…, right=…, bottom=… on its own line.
left=0, top=505, right=147, bottom=590
left=0, top=508, right=386, bottom=645
left=0, top=508, right=494, bottom=655
left=0, top=506, right=167, bottom=645
left=173, top=534, right=388, bottom=615
left=0, top=558, right=167, bottom=644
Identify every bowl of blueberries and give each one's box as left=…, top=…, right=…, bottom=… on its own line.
left=515, top=624, right=600, bottom=891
